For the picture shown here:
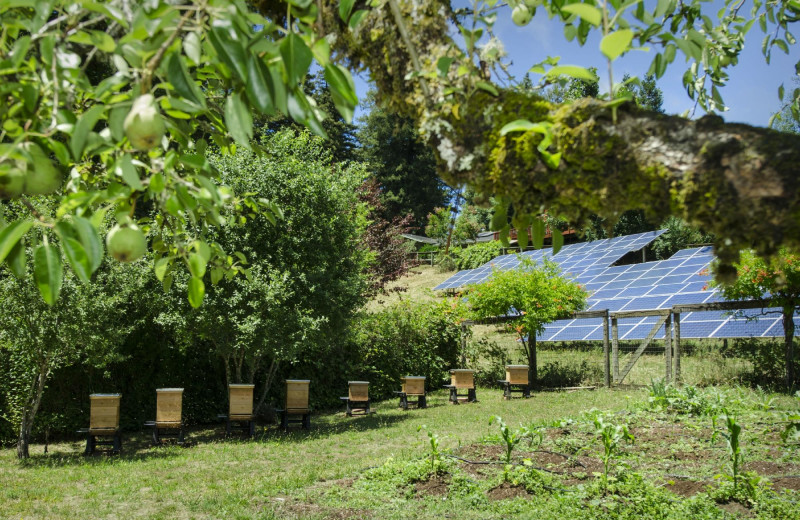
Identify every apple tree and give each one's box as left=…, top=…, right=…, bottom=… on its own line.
left=461, top=257, right=588, bottom=386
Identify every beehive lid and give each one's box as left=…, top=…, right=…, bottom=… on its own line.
left=286, top=379, right=310, bottom=383
left=505, top=365, right=527, bottom=369
left=348, top=381, right=369, bottom=385
left=403, top=376, right=425, bottom=380
left=157, top=388, right=184, bottom=392
left=450, top=369, right=474, bottom=373
left=229, top=384, right=255, bottom=388
left=90, top=393, right=121, bottom=398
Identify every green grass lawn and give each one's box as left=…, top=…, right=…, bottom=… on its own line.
left=2, top=386, right=799, bottom=519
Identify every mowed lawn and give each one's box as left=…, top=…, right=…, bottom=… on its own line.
left=1, top=388, right=643, bottom=519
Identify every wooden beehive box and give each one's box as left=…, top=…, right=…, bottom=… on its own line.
left=450, top=369, right=475, bottom=388
left=89, top=394, right=121, bottom=432
left=156, top=388, right=183, bottom=426
left=505, top=365, right=529, bottom=385
left=450, top=369, right=475, bottom=389
left=402, top=376, right=426, bottom=395
left=286, top=380, right=310, bottom=412
left=348, top=381, right=369, bottom=401
left=228, top=384, right=254, bottom=419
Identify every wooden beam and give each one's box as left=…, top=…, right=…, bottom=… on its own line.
left=617, top=314, right=669, bottom=384
left=672, top=299, right=773, bottom=313
left=611, top=309, right=671, bottom=319
left=603, top=311, right=610, bottom=388
left=612, top=316, right=619, bottom=383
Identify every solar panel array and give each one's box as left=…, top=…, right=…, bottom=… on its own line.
left=540, top=245, right=799, bottom=341
left=434, top=230, right=666, bottom=291
left=433, top=230, right=799, bottom=341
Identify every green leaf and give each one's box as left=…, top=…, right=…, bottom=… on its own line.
left=245, top=54, right=276, bottom=115
left=72, top=216, right=103, bottom=273
left=115, top=153, right=143, bottom=190
left=188, top=252, right=207, bottom=279
left=167, top=53, right=205, bottom=108
left=561, top=4, right=602, bottom=27
left=208, top=24, right=247, bottom=81
left=34, top=244, right=62, bottom=305
left=475, top=81, right=499, bottom=96
left=500, top=119, right=538, bottom=136
left=339, top=0, right=356, bottom=21
left=552, top=225, right=564, bottom=253
left=211, top=267, right=224, bottom=285
left=60, top=235, right=92, bottom=284
left=69, top=104, right=105, bottom=160
left=0, top=219, right=33, bottom=263
left=162, top=272, right=173, bottom=293
left=188, top=276, right=205, bottom=308
left=349, top=10, right=368, bottom=29
left=779, top=83, right=785, bottom=101
left=600, top=29, right=634, bottom=61
left=531, top=219, right=545, bottom=249
left=545, top=65, right=597, bottom=81
left=154, top=256, right=170, bottom=281
left=149, top=172, right=165, bottom=193
left=280, top=33, right=313, bottom=86
left=224, top=92, right=253, bottom=149
left=183, top=32, right=202, bottom=64
left=6, top=240, right=26, bottom=278
left=324, top=64, right=357, bottom=123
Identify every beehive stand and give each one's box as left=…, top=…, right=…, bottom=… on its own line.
left=217, top=384, right=256, bottom=437
left=444, top=369, right=477, bottom=404
left=144, top=388, right=185, bottom=445
left=276, top=380, right=311, bottom=430
left=340, top=381, right=371, bottom=416
left=395, top=376, right=427, bottom=410
left=497, top=365, right=531, bottom=399
left=78, top=394, right=122, bottom=455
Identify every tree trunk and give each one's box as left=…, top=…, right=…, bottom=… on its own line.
left=521, top=335, right=537, bottom=389
left=255, top=358, right=279, bottom=416
left=784, top=306, right=797, bottom=388
left=17, top=359, right=49, bottom=459
left=313, top=2, right=800, bottom=270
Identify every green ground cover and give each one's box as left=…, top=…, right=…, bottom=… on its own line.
left=2, top=386, right=799, bottom=519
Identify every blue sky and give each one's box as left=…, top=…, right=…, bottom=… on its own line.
left=353, top=2, right=799, bottom=127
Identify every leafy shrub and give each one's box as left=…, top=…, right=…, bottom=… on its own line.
left=538, top=361, right=602, bottom=387
left=434, top=251, right=457, bottom=272
left=451, top=242, right=502, bottom=270
left=347, top=300, right=462, bottom=401
left=465, top=337, right=509, bottom=386
left=727, top=338, right=790, bottom=388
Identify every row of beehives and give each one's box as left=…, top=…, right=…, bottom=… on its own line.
left=78, top=366, right=530, bottom=453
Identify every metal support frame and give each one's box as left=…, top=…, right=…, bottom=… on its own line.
left=444, top=385, right=477, bottom=404
left=79, top=429, right=121, bottom=455
left=217, top=414, right=255, bottom=438
left=277, top=409, right=311, bottom=430
left=674, top=312, right=682, bottom=382
left=497, top=381, right=530, bottom=399
left=340, top=397, right=371, bottom=416
left=394, top=391, right=427, bottom=410
left=144, top=421, right=185, bottom=445
left=613, top=310, right=670, bottom=384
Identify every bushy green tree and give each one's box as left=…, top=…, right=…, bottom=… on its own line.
left=0, top=264, right=146, bottom=458
left=462, top=258, right=588, bottom=386
left=715, top=249, right=800, bottom=387
left=160, top=130, right=370, bottom=413
left=357, top=92, right=449, bottom=228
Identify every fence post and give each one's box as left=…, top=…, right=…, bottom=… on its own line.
left=611, top=316, right=619, bottom=383
left=603, top=311, right=610, bottom=387
left=665, top=313, right=672, bottom=383
left=674, top=312, right=681, bottom=383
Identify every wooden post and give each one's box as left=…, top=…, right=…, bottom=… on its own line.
left=603, top=311, right=610, bottom=388
left=674, top=312, right=682, bottom=383
left=460, top=323, right=468, bottom=367
left=665, top=313, right=672, bottom=383
left=611, top=316, right=619, bottom=383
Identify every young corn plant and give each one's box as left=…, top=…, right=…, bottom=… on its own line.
left=418, top=425, right=444, bottom=475
left=711, top=411, right=764, bottom=502
left=490, top=415, right=526, bottom=481
left=593, top=414, right=634, bottom=489
left=780, top=391, right=800, bottom=444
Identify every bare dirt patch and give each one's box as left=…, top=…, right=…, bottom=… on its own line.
left=662, top=479, right=711, bottom=497
left=487, top=482, right=530, bottom=501
left=414, top=474, right=450, bottom=498
left=268, top=496, right=369, bottom=519
left=744, top=461, right=800, bottom=476
left=771, top=477, right=800, bottom=491
left=717, top=500, right=753, bottom=518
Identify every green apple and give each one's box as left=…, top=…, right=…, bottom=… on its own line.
left=0, top=168, right=25, bottom=199
left=123, top=94, right=166, bottom=150
left=512, top=5, right=533, bottom=26
left=106, top=223, right=147, bottom=262
left=20, top=142, right=62, bottom=195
